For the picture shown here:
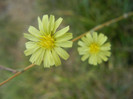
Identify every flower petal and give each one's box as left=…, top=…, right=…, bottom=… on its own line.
left=78, top=41, right=86, bottom=47
left=28, top=26, right=41, bottom=36
left=52, top=49, right=61, bottom=66
left=55, top=41, right=73, bottom=48
left=78, top=47, right=89, bottom=55
left=54, top=47, right=69, bottom=60
left=42, top=15, right=49, bottom=34
left=98, top=33, right=107, bottom=45
left=86, top=33, right=93, bottom=42
left=81, top=52, right=90, bottom=61
left=97, top=56, right=102, bottom=64
left=49, top=15, right=55, bottom=33
left=104, top=51, right=111, bottom=57
left=89, top=55, right=97, bottom=65
left=81, top=36, right=91, bottom=45
left=48, top=50, right=55, bottom=66
left=55, top=33, right=73, bottom=42
left=24, top=42, right=40, bottom=56
left=54, top=26, right=69, bottom=38
left=43, top=50, right=51, bottom=68
left=38, top=17, right=45, bottom=34
left=101, top=42, right=111, bottom=51
left=24, top=33, right=39, bottom=41
left=98, top=52, right=108, bottom=61
left=53, top=17, right=63, bottom=33
left=92, top=32, right=98, bottom=42
left=35, top=49, right=45, bottom=65
left=29, top=48, right=45, bottom=65
left=24, top=48, right=38, bottom=56
left=25, top=41, right=36, bottom=49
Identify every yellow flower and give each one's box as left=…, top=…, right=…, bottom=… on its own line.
left=24, top=15, right=73, bottom=68
left=78, top=32, right=111, bottom=65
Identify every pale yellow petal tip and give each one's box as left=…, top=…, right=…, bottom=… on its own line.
left=24, top=14, right=72, bottom=68
left=43, top=14, right=48, bottom=17
left=81, top=57, right=86, bottom=61
left=42, top=15, right=49, bottom=22
left=24, top=50, right=28, bottom=56
left=65, top=26, right=70, bottom=31
left=67, top=25, right=70, bottom=29
left=78, top=32, right=111, bottom=66
left=29, top=59, right=40, bottom=66
left=66, top=41, right=73, bottom=48
left=89, top=61, right=97, bottom=66
left=58, top=17, right=63, bottom=21
left=37, top=16, right=41, bottom=21
left=24, top=33, right=27, bottom=38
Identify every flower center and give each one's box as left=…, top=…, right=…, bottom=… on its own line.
left=39, top=34, right=55, bottom=49
left=90, top=43, right=100, bottom=54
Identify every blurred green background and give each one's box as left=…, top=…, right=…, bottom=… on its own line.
left=0, top=0, right=133, bottom=99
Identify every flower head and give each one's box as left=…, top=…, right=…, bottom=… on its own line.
left=78, top=32, right=111, bottom=65
left=24, top=15, right=73, bottom=68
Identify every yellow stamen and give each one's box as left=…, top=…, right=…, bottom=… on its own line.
left=90, top=43, right=100, bottom=54
left=38, top=34, right=55, bottom=49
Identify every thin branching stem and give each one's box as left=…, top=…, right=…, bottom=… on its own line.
left=0, top=64, right=35, bottom=86
left=72, top=12, right=133, bottom=42
left=0, top=12, right=133, bottom=86
left=0, top=65, right=18, bottom=73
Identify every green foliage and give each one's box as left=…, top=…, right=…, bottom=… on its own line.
left=0, top=0, right=133, bottom=99
left=0, top=17, right=22, bottom=66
